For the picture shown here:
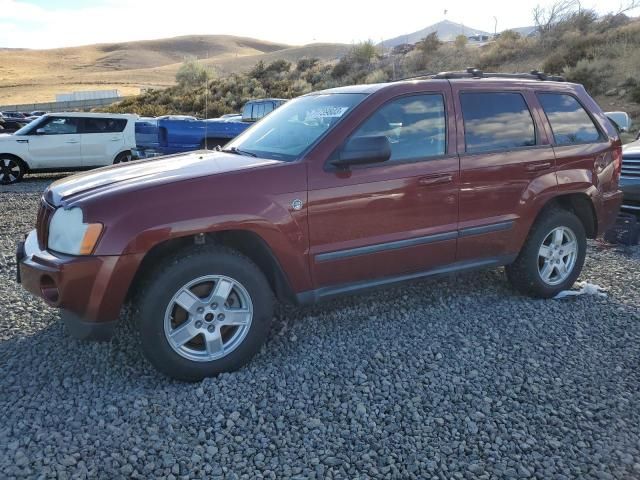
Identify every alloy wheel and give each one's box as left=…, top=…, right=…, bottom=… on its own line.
left=163, top=275, right=253, bottom=362
left=0, top=158, right=21, bottom=184
left=537, top=226, right=578, bottom=286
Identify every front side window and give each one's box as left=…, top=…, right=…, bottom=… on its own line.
left=460, top=92, right=536, bottom=153
left=349, top=94, right=446, bottom=162
left=537, top=93, right=601, bottom=145
left=34, top=117, right=80, bottom=135
left=226, top=93, right=366, bottom=161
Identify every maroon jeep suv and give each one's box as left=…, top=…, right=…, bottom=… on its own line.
left=17, top=71, right=623, bottom=380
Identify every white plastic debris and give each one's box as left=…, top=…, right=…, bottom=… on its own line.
left=553, top=281, right=607, bottom=299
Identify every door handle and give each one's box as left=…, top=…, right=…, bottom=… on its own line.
left=16, top=139, right=28, bottom=144
left=65, top=140, right=79, bottom=144
left=110, top=137, right=121, bottom=141
left=418, top=174, right=453, bottom=186
left=526, top=161, right=552, bottom=172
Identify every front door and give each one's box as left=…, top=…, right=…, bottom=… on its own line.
left=27, top=116, right=82, bottom=170
left=308, top=90, right=459, bottom=289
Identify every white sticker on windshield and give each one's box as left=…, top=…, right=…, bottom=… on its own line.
left=307, top=106, right=349, bottom=119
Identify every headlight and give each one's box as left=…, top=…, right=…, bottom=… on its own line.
left=48, top=207, right=103, bottom=255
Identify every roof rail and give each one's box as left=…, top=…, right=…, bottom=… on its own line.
left=431, top=67, right=565, bottom=82
left=392, top=71, right=436, bottom=82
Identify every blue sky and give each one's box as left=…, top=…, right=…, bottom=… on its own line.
left=1, top=0, right=637, bottom=49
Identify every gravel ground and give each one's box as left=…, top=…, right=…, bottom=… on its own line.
left=1, top=176, right=639, bottom=479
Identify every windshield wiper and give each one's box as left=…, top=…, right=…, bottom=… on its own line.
left=221, top=146, right=258, bottom=158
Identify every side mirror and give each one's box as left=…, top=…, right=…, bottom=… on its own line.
left=605, top=111, right=631, bottom=133
left=35, top=128, right=46, bottom=135
left=330, top=136, right=391, bottom=169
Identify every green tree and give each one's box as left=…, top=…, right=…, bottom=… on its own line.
left=455, top=34, right=468, bottom=49
left=417, top=32, right=442, bottom=53
left=352, top=41, right=379, bottom=64
left=175, top=58, right=211, bottom=87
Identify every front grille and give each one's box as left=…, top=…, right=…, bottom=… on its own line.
left=622, top=155, right=640, bottom=178
left=36, top=198, right=55, bottom=250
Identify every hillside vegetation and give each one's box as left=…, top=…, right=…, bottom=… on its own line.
left=106, top=7, right=640, bottom=121
left=0, top=35, right=347, bottom=105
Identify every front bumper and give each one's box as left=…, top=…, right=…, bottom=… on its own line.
left=17, top=230, right=141, bottom=341
left=620, top=177, right=640, bottom=215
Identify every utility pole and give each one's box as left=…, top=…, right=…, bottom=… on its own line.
left=493, top=16, right=498, bottom=37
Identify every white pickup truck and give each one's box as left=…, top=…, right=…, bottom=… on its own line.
left=0, top=112, right=137, bottom=184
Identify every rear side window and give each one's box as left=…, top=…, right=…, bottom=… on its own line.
left=537, top=93, right=601, bottom=145
left=350, top=94, right=446, bottom=162
left=83, top=117, right=127, bottom=133
left=460, top=92, right=536, bottom=153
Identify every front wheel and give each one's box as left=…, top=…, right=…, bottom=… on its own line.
left=137, top=246, right=274, bottom=381
left=506, top=208, right=587, bottom=298
left=0, top=157, right=25, bottom=184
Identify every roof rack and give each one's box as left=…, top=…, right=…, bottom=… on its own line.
left=431, top=67, right=565, bottom=82
left=392, top=71, right=436, bottom=82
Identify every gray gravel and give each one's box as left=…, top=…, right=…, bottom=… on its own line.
left=1, top=176, right=639, bottom=479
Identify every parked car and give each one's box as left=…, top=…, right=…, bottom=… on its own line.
left=0, top=119, right=29, bottom=134
left=132, top=98, right=286, bottom=158
left=30, top=111, right=48, bottom=117
left=17, top=71, right=623, bottom=380
left=0, top=112, right=137, bottom=184
left=1, top=111, right=27, bottom=119
left=621, top=140, right=640, bottom=216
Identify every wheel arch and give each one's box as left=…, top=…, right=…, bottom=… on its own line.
left=127, top=229, right=296, bottom=304
left=112, top=149, right=132, bottom=164
left=0, top=152, right=29, bottom=172
left=536, top=192, right=598, bottom=238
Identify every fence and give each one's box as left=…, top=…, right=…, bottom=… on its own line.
left=0, top=96, right=130, bottom=113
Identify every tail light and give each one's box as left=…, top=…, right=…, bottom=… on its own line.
left=612, top=145, right=622, bottom=177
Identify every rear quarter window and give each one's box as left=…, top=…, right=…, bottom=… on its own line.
left=537, top=93, right=602, bottom=145
left=460, top=92, right=536, bottom=153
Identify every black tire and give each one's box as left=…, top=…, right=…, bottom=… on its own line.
left=506, top=207, right=587, bottom=298
left=136, top=245, right=274, bottom=381
left=113, top=151, right=132, bottom=164
left=202, top=138, right=226, bottom=150
left=0, top=156, right=25, bottom=184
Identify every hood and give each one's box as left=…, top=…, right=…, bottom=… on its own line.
left=46, top=150, right=281, bottom=206
left=0, top=133, right=15, bottom=139
left=623, top=140, right=640, bottom=155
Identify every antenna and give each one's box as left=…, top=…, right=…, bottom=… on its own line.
left=204, top=53, right=208, bottom=147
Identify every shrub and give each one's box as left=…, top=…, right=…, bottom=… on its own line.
left=563, top=58, right=612, bottom=95
left=454, top=35, right=468, bottom=50
left=417, top=32, right=442, bottom=53
left=175, top=59, right=211, bottom=87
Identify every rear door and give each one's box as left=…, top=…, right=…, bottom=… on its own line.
left=452, top=85, right=557, bottom=262
left=307, top=86, right=459, bottom=289
left=27, top=116, right=82, bottom=169
left=81, top=117, right=127, bottom=167
left=536, top=92, right=614, bottom=195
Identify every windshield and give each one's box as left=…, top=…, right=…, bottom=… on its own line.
left=14, top=116, right=44, bottom=136
left=225, top=93, right=366, bottom=161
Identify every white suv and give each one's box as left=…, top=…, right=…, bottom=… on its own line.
left=0, top=112, right=137, bottom=184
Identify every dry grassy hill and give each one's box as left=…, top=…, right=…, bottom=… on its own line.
left=0, top=35, right=348, bottom=105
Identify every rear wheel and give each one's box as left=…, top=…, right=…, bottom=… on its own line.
left=136, top=245, right=274, bottom=381
left=0, top=157, right=25, bottom=184
left=113, top=151, right=132, bottom=164
left=506, top=208, right=586, bottom=298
